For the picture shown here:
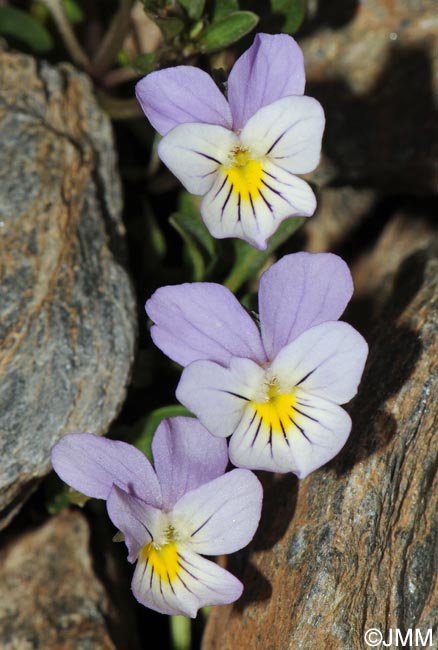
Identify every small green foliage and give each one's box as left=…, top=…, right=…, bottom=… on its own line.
left=198, top=11, right=259, bottom=53
left=145, top=202, right=167, bottom=261
left=132, top=405, right=193, bottom=461
left=117, top=49, right=132, bottom=67
left=62, top=0, right=84, bottom=24
left=178, top=0, right=206, bottom=21
left=170, top=214, right=206, bottom=281
left=112, top=531, right=125, bottom=543
left=45, top=473, right=89, bottom=514
left=271, top=0, right=307, bottom=34
left=155, top=16, right=185, bottom=41
left=170, top=192, right=216, bottom=281
left=225, top=217, right=306, bottom=292
left=133, top=52, right=157, bottom=74
left=213, top=0, right=239, bottom=20
left=0, top=6, right=54, bottom=52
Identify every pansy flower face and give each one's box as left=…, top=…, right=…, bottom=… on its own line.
left=51, top=417, right=262, bottom=617
left=146, top=253, right=368, bottom=478
left=136, top=34, right=325, bottom=249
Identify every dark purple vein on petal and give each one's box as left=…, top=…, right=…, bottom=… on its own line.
left=258, top=189, right=273, bottom=212
left=289, top=415, right=311, bottom=443
left=250, top=417, right=263, bottom=447
left=193, top=150, right=221, bottom=164
left=221, top=185, right=233, bottom=215
left=249, top=193, right=256, bottom=218
left=213, top=175, right=228, bottom=199
left=191, top=514, right=214, bottom=538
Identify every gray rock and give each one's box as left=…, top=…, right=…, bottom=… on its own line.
left=0, top=51, right=136, bottom=529
left=303, top=186, right=376, bottom=252
left=302, top=0, right=438, bottom=193
left=202, top=214, right=438, bottom=649
left=0, top=510, right=138, bottom=650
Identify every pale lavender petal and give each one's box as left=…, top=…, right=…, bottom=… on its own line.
left=152, top=417, right=228, bottom=510
left=229, top=395, right=351, bottom=478
left=176, top=357, right=265, bottom=438
left=51, top=433, right=161, bottom=506
left=132, top=544, right=243, bottom=617
left=107, top=485, right=163, bottom=562
left=135, top=66, right=232, bottom=136
left=172, top=469, right=262, bottom=555
left=270, top=321, right=369, bottom=404
left=228, top=33, right=305, bottom=130
left=259, top=253, right=354, bottom=359
left=146, top=283, right=266, bottom=367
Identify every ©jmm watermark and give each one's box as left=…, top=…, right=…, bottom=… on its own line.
left=364, top=628, right=433, bottom=648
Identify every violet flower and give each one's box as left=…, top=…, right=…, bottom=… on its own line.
left=146, top=253, right=368, bottom=478
left=136, top=33, right=325, bottom=249
left=51, top=417, right=262, bottom=617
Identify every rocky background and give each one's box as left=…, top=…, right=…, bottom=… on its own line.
left=0, top=0, right=437, bottom=648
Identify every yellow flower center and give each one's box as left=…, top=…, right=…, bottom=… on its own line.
left=224, top=147, right=264, bottom=201
left=140, top=541, right=179, bottom=584
left=251, top=380, right=297, bottom=434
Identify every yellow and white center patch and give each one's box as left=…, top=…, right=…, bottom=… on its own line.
left=140, top=541, right=179, bottom=583
left=223, top=148, right=264, bottom=201
left=250, top=386, right=297, bottom=435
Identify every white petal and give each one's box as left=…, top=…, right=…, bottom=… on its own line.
left=260, top=160, right=317, bottom=216
left=229, top=393, right=351, bottom=477
left=171, top=469, right=262, bottom=555
left=201, top=162, right=315, bottom=250
left=240, top=95, right=325, bottom=174
left=132, top=544, right=242, bottom=617
left=270, top=321, right=369, bottom=404
left=176, top=356, right=265, bottom=438
left=158, top=123, right=238, bottom=195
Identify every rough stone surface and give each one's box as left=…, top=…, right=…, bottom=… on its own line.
left=303, top=186, right=376, bottom=252
left=0, top=51, right=136, bottom=529
left=202, top=216, right=438, bottom=650
left=0, top=509, right=137, bottom=650
left=302, top=0, right=438, bottom=193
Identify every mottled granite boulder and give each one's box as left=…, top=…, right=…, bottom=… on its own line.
left=303, top=186, right=376, bottom=252
left=202, top=214, right=438, bottom=649
left=0, top=51, right=136, bottom=529
left=0, top=510, right=139, bottom=650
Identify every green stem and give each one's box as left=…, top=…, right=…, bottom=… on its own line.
left=40, top=0, right=90, bottom=68
left=93, top=0, right=136, bottom=75
left=170, top=616, right=191, bottom=650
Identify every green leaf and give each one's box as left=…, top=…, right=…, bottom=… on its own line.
left=156, top=17, right=185, bottom=41
left=170, top=213, right=205, bottom=281
left=62, top=0, right=84, bottom=24
left=132, top=405, right=193, bottom=461
left=213, top=0, right=239, bottom=20
left=0, top=7, right=54, bottom=52
left=198, top=11, right=258, bottom=53
left=177, top=193, right=216, bottom=257
left=133, top=52, right=157, bottom=74
left=170, top=192, right=216, bottom=281
left=45, top=474, right=89, bottom=515
left=224, top=217, right=305, bottom=293
left=145, top=202, right=167, bottom=261
left=271, top=0, right=306, bottom=34
left=178, top=0, right=206, bottom=20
